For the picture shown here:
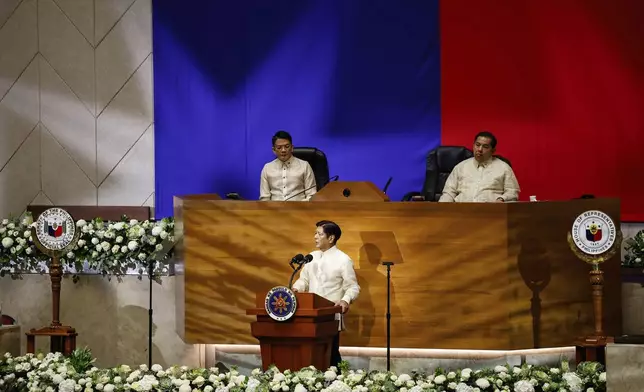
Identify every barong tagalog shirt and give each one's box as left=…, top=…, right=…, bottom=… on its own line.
left=292, top=246, right=360, bottom=330
left=438, top=157, right=520, bottom=202
left=259, top=156, right=317, bottom=201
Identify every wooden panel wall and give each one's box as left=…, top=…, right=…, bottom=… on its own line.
left=175, top=198, right=621, bottom=349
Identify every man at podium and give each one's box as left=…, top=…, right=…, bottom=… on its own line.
left=292, top=220, right=360, bottom=367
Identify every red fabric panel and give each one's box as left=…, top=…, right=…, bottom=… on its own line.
left=441, top=0, right=644, bottom=221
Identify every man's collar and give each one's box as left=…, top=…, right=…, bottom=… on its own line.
left=279, top=156, right=295, bottom=166
left=473, top=156, right=494, bottom=168
left=320, top=245, right=337, bottom=254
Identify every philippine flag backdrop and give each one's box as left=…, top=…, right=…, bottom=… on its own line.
left=153, top=0, right=644, bottom=222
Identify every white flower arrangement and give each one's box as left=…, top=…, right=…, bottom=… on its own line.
left=0, top=349, right=608, bottom=392
left=0, top=213, right=175, bottom=281
left=624, top=230, right=644, bottom=267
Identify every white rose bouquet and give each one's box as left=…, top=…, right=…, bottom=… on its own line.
left=0, top=213, right=175, bottom=281
left=0, top=349, right=607, bottom=392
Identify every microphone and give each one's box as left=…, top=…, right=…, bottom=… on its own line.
left=284, top=175, right=339, bottom=201
left=289, top=254, right=304, bottom=269
left=290, top=254, right=312, bottom=268
left=383, top=177, right=393, bottom=194
left=225, top=192, right=242, bottom=200
left=288, top=254, right=313, bottom=289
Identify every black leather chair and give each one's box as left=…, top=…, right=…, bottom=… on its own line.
left=402, top=146, right=473, bottom=201
left=495, top=154, right=512, bottom=167
left=293, top=147, right=330, bottom=191
left=403, top=147, right=513, bottom=202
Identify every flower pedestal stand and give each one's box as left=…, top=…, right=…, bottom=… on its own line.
left=25, top=254, right=78, bottom=356
left=575, top=336, right=613, bottom=365
left=26, top=326, right=77, bottom=356
left=567, top=210, right=622, bottom=368
left=574, top=268, right=612, bottom=366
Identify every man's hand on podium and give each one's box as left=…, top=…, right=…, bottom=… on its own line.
left=292, top=288, right=299, bottom=292
left=336, top=300, right=350, bottom=314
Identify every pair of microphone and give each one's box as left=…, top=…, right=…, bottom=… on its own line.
left=289, top=253, right=313, bottom=269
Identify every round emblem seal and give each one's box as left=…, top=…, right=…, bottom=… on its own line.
left=265, top=286, right=297, bottom=321
left=35, top=208, right=76, bottom=251
left=571, top=210, right=616, bottom=255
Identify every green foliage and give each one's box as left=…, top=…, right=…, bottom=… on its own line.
left=338, top=360, right=351, bottom=375
left=68, top=347, right=95, bottom=373
left=624, top=230, right=644, bottom=267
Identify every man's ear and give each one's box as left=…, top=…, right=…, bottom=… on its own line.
left=329, top=235, right=335, bottom=244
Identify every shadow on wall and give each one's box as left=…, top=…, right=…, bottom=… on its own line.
left=58, top=275, right=120, bottom=366
left=344, top=231, right=405, bottom=347
left=153, top=1, right=439, bottom=135
left=0, top=274, right=190, bottom=368
left=117, top=304, right=166, bottom=368
left=0, top=0, right=155, bottom=218
left=153, top=1, right=312, bottom=96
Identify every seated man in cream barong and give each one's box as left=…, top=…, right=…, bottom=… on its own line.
left=292, top=220, right=360, bottom=368
left=260, top=130, right=317, bottom=201
left=439, top=131, right=520, bottom=203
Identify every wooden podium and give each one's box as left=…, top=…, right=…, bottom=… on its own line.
left=246, top=292, right=342, bottom=371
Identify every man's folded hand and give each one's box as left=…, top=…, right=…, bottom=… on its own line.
left=335, top=300, right=350, bottom=314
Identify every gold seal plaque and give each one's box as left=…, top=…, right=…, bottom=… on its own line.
left=34, top=208, right=78, bottom=255
left=567, top=209, right=622, bottom=264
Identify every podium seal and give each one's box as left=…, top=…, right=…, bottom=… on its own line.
left=35, top=208, right=77, bottom=253
left=567, top=209, right=622, bottom=365
left=265, top=286, right=297, bottom=321
left=568, top=210, right=619, bottom=261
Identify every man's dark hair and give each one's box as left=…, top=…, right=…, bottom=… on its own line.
left=316, top=220, right=342, bottom=244
left=272, top=130, right=292, bottom=146
left=474, top=131, right=497, bottom=149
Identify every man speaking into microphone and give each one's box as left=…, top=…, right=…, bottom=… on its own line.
left=259, top=130, right=317, bottom=201
left=291, top=220, right=360, bottom=368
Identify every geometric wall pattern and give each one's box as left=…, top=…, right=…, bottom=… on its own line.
left=0, top=0, right=153, bottom=218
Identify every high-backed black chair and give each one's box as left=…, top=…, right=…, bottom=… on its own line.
left=495, top=154, right=512, bottom=167
left=402, top=147, right=513, bottom=202
left=402, top=146, right=473, bottom=201
left=293, top=147, right=330, bottom=191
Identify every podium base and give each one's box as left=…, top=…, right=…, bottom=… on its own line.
left=574, top=335, right=613, bottom=366
left=26, top=325, right=77, bottom=356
